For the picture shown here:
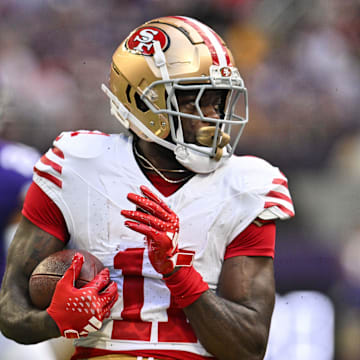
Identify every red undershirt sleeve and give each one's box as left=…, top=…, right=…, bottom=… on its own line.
left=224, top=221, right=276, bottom=259
left=22, top=182, right=69, bottom=243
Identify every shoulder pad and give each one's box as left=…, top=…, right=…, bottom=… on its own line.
left=53, top=130, right=112, bottom=159
left=225, top=155, right=279, bottom=187
left=232, top=155, right=275, bottom=172
left=229, top=155, right=295, bottom=220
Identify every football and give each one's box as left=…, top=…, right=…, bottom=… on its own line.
left=29, top=249, right=104, bottom=310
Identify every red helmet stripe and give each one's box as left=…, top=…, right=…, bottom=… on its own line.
left=169, top=16, right=231, bottom=66
left=209, top=28, right=232, bottom=66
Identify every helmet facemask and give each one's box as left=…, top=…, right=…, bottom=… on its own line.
left=142, top=72, right=248, bottom=161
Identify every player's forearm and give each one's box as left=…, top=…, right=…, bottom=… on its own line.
left=0, top=216, right=65, bottom=343
left=0, top=279, right=60, bottom=344
left=184, top=290, right=271, bottom=360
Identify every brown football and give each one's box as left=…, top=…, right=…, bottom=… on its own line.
left=29, top=249, right=104, bottom=310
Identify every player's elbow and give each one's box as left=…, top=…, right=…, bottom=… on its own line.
left=0, top=325, right=21, bottom=343
left=225, top=340, right=267, bottom=360
left=0, top=317, right=37, bottom=345
left=0, top=294, right=9, bottom=335
left=245, top=324, right=270, bottom=360
left=228, top=320, right=269, bottom=360
left=217, top=325, right=269, bottom=360
left=0, top=312, right=18, bottom=343
left=0, top=293, right=28, bottom=344
left=0, top=313, right=20, bottom=343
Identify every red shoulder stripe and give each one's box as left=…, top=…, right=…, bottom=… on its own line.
left=34, top=167, right=62, bottom=188
left=272, top=178, right=288, bottom=188
left=40, top=155, right=62, bottom=174
left=52, top=146, right=64, bottom=159
left=264, top=201, right=294, bottom=217
left=266, top=190, right=292, bottom=204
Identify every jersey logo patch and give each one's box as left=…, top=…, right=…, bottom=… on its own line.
left=126, top=26, right=170, bottom=56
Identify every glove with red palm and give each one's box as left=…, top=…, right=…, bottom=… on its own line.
left=47, top=253, right=118, bottom=339
left=121, top=185, right=208, bottom=307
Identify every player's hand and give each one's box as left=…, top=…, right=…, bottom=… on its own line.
left=47, top=253, right=118, bottom=339
left=121, top=185, right=193, bottom=275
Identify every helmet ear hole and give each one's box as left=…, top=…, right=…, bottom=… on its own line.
left=126, top=85, right=131, bottom=103
left=134, top=92, right=149, bottom=112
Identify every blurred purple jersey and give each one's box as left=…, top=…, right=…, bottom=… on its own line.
left=0, top=139, right=39, bottom=284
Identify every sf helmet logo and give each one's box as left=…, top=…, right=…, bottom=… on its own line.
left=220, top=67, right=232, bottom=77
left=126, top=26, right=169, bottom=56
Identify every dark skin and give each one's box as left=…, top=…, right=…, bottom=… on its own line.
left=0, top=216, right=64, bottom=343
left=0, top=91, right=275, bottom=359
left=185, top=257, right=275, bottom=360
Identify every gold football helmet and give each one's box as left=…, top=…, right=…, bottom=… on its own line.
left=102, top=16, right=248, bottom=173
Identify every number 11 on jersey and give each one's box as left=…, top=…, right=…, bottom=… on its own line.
left=112, top=247, right=197, bottom=343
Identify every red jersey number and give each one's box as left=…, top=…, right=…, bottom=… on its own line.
left=113, top=248, right=197, bottom=343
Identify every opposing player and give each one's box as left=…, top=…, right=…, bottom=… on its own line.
left=0, top=16, right=294, bottom=360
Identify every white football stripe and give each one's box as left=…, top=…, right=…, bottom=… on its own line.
left=265, top=196, right=294, bottom=209
left=84, top=324, right=98, bottom=333
left=89, top=316, right=102, bottom=329
left=272, top=184, right=291, bottom=197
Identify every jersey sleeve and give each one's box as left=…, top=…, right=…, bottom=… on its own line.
left=224, top=221, right=276, bottom=259
left=221, top=156, right=295, bottom=246
left=258, top=174, right=295, bottom=221
left=22, top=182, right=69, bottom=242
left=30, top=130, right=111, bottom=238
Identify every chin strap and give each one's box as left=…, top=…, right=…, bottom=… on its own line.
left=101, top=84, right=130, bottom=130
left=153, top=41, right=184, bottom=143
left=153, top=41, right=179, bottom=110
left=153, top=41, right=171, bottom=97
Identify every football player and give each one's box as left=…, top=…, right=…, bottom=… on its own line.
left=0, top=16, right=294, bottom=360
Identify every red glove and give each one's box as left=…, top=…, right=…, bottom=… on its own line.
left=121, top=185, right=209, bottom=307
left=121, top=185, right=194, bottom=275
left=47, top=253, right=118, bottom=339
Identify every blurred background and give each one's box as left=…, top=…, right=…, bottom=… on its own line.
left=0, top=0, right=359, bottom=359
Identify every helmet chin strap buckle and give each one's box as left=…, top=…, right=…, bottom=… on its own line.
left=196, top=126, right=230, bottom=161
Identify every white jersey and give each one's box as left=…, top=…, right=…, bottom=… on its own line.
left=33, top=130, right=294, bottom=358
